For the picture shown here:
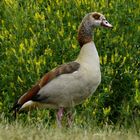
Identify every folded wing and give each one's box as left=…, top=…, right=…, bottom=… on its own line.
left=11, top=62, right=80, bottom=112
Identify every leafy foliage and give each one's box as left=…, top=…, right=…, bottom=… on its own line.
left=0, top=0, right=139, bottom=127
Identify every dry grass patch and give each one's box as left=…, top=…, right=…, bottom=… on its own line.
left=0, top=122, right=139, bottom=140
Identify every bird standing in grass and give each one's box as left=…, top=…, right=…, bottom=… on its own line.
left=11, top=12, right=112, bottom=127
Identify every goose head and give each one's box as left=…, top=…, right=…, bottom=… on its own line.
left=78, top=12, right=112, bottom=47
left=82, top=12, right=113, bottom=28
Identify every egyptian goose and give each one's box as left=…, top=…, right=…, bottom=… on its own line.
left=11, top=12, right=112, bottom=127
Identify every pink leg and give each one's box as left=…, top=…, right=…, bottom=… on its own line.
left=56, top=107, right=64, bottom=127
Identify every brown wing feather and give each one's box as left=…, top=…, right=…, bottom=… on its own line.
left=18, top=84, right=40, bottom=105
left=11, top=62, right=80, bottom=112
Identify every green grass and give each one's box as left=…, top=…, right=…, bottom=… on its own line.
left=0, top=122, right=139, bottom=140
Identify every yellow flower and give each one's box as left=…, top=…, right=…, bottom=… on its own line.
left=34, top=12, right=45, bottom=21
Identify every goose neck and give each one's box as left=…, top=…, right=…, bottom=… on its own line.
left=77, top=22, right=94, bottom=48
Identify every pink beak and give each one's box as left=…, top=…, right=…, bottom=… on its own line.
left=101, top=20, right=113, bottom=28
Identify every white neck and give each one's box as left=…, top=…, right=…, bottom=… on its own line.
left=76, top=41, right=100, bottom=67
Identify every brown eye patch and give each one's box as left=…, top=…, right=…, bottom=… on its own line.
left=92, top=13, right=100, bottom=20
